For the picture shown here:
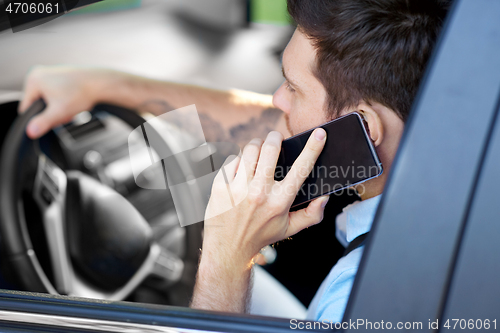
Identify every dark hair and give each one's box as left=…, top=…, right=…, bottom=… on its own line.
left=287, top=0, right=451, bottom=122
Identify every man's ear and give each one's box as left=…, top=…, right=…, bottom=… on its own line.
left=357, top=102, right=384, bottom=147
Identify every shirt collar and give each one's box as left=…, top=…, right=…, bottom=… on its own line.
left=335, top=195, right=382, bottom=247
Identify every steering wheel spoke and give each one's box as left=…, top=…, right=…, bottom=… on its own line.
left=150, top=246, right=184, bottom=285
left=70, top=243, right=162, bottom=300
left=33, top=153, right=73, bottom=295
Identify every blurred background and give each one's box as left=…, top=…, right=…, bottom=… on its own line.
left=0, top=0, right=293, bottom=102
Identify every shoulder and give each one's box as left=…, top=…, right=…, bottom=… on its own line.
left=314, top=248, right=364, bottom=323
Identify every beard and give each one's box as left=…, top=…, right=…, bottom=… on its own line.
left=284, top=114, right=293, bottom=136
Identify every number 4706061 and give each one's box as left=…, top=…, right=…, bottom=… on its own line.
left=443, top=319, right=496, bottom=330
left=5, top=2, right=59, bottom=15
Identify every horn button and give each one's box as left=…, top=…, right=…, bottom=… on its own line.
left=65, top=171, right=152, bottom=290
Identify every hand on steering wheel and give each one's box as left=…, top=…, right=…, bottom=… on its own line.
left=19, top=66, right=123, bottom=139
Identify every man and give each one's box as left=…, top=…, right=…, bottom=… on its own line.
left=19, top=0, right=450, bottom=323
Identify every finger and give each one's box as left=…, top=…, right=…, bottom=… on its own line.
left=26, top=104, right=73, bottom=139
left=254, top=131, right=283, bottom=184
left=280, top=128, right=326, bottom=198
left=18, top=79, right=41, bottom=114
left=286, top=195, right=329, bottom=238
left=235, top=138, right=263, bottom=184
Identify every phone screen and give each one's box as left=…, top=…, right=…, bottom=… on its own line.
left=275, top=112, right=383, bottom=207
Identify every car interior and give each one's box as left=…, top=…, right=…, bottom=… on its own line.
left=0, top=0, right=499, bottom=332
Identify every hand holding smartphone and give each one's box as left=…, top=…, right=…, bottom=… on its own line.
left=275, top=112, right=383, bottom=207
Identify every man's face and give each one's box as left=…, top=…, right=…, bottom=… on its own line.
left=273, top=29, right=330, bottom=136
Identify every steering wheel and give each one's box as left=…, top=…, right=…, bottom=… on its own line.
left=0, top=99, right=203, bottom=303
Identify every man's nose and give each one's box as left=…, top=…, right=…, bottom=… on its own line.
left=272, top=82, right=290, bottom=115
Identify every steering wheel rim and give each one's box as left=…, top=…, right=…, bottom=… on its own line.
left=0, top=100, right=203, bottom=303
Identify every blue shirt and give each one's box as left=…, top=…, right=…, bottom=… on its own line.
left=306, top=195, right=382, bottom=323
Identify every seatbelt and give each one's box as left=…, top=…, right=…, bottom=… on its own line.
left=343, top=232, right=369, bottom=257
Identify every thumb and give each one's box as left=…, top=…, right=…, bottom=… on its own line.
left=18, top=85, right=41, bottom=114
left=286, top=195, right=329, bottom=238
left=26, top=104, right=72, bottom=139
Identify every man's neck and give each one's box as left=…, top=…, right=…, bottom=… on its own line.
left=356, top=176, right=384, bottom=200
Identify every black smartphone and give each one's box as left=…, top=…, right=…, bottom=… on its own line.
left=274, top=112, right=383, bottom=207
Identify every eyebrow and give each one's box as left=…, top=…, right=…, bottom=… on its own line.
left=281, top=65, right=300, bottom=90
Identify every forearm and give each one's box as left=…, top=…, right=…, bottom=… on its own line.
left=190, top=253, right=254, bottom=313
left=95, top=71, right=290, bottom=147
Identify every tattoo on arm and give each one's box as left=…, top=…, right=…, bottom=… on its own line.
left=137, top=100, right=283, bottom=148
left=200, top=108, right=283, bottom=148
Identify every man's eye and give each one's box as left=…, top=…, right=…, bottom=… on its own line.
left=285, top=82, right=296, bottom=93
